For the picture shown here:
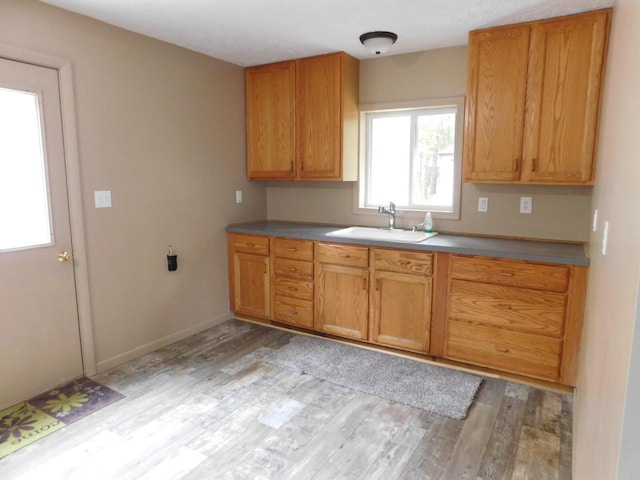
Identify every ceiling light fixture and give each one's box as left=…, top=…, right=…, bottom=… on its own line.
left=359, top=31, right=398, bottom=55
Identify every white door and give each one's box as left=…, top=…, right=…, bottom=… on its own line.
left=0, top=58, right=83, bottom=409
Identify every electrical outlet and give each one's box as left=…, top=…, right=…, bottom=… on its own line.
left=520, top=196, right=532, bottom=214
left=235, top=190, right=243, bottom=204
left=478, top=197, right=488, bottom=212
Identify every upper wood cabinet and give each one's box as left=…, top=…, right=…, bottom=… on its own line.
left=245, top=52, right=359, bottom=181
left=523, top=11, right=610, bottom=183
left=463, top=9, right=611, bottom=185
left=464, top=24, right=530, bottom=182
left=245, top=61, right=296, bottom=179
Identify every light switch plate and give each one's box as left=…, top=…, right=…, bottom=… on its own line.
left=235, top=190, right=243, bottom=204
left=94, top=190, right=112, bottom=208
left=478, top=197, right=488, bottom=212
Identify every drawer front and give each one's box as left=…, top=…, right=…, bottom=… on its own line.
left=446, top=320, right=561, bottom=381
left=448, top=279, right=565, bottom=337
left=273, top=296, right=314, bottom=328
left=273, top=258, right=313, bottom=281
left=450, top=255, right=570, bottom=293
left=272, top=238, right=313, bottom=261
left=233, top=234, right=269, bottom=255
left=273, top=278, right=313, bottom=301
left=317, top=243, right=369, bottom=268
left=373, top=249, right=433, bottom=275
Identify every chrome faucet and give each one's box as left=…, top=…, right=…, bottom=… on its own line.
left=378, top=201, right=396, bottom=230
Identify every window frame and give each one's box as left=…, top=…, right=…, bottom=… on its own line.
left=354, top=97, right=464, bottom=222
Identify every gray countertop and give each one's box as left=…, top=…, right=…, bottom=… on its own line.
left=226, top=221, right=589, bottom=266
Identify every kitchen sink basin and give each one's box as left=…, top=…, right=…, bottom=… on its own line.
left=325, top=226, right=438, bottom=244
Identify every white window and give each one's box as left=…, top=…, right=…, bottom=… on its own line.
left=357, top=97, right=463, bottom=220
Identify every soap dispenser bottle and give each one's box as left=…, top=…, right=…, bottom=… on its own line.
left=424, top=212, right=433, bottom=233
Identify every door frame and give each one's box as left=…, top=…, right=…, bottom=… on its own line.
left=0, top=43, right=97, bottom=375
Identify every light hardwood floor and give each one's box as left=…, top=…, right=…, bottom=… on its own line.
left=0, top=320, right=572, bottom=479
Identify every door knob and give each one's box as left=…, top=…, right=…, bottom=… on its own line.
left=57, top=251, right=72, bottom=263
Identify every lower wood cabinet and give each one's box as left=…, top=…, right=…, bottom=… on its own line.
left=369, top=249, right=433, bottom=353
left=315, top=243, right=369, bottom=340
left=227, top=234, right=270, bottom=319
left=227, top=232, right=587, bottom=386
left=444, top=254, right=587, bottom=384
left=271, top=238, right=314, bottom=328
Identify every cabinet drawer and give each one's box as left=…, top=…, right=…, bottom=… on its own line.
left=317, top=243, right=369, bottom=268
left=446, top=320, right=561, bottom=381
left=373, top=249, right=433, bottom=275
left=273, top=278, right=313, bottom=301
left=273, top=296, right=314, bottom=328
left=448, top=279, right=565, bottom=337
left=273, top=258, right=313, bottom=281
left=450, top=255, right=569, bottom=292
left=272, top=238, right=313, bottom=261
left=233, top=234, right=269, bottom=255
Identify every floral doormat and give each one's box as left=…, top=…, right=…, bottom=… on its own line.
left=0, top=378, right=124, bottom=460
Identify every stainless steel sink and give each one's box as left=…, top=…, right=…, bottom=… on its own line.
left=325, top=226, right=438, bottom=243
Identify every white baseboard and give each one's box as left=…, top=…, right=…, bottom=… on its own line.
left=95, top=312, right=233, bottom=373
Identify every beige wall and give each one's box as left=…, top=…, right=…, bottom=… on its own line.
left=0, top=0, right=267, bottom=370
left=573, top=1, right=640, bottom=478
left=3, top=1, right=639, bottom=476
left=266, top=46, right=593, bottom=242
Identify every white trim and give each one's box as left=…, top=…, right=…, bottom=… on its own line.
left=0, top=43, right=97, bottom=375
left=354, top=96, right=464, bottom=223
left=96, top=313, right=233, bottom=372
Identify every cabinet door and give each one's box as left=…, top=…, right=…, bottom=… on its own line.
left=522, top=10, right=609, bottom=184
left=315, top=263, right=368, bottom=339
left=370, top=271, right=432, bottom=353
left=296, top=53, right=342, bottom=180
left=245, top=61, right=296, bottom=179
left=234, top=252, right=270, bottom=318
left=463, top=24, right=530, bottom=182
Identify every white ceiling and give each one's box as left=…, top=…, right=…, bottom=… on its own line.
left=40, top=0, right=613, bottom=67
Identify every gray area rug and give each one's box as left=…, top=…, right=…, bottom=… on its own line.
left=264, top=335, right=483, bottom=420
